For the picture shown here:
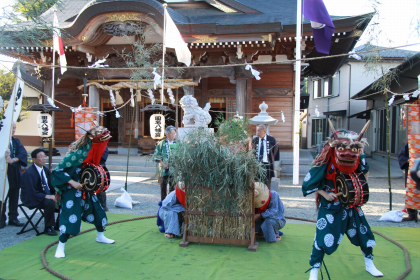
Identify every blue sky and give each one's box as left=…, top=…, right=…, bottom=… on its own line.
left=0, top=0, right=419, bottom=70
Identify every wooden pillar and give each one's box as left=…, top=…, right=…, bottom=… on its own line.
left=236, top=78, right=246, bottom=117
left=246, top=77, right=253, bottom=116
left=88, top=85, right=100, bottom=112
left=43, top=80, right=52, bottom=104
left=201, top=78, right=209, bottom=108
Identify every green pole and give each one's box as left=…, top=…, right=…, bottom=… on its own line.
left=124, top=102, right=136, bottom=191
left=385, top=89, right=392, bottom=210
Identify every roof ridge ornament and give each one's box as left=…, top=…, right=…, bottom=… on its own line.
left=105, top=13, right=143, bottom=23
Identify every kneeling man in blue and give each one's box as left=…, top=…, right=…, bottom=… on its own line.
left=157, top=185, right=185, bottom=238
left=254, top=182, right=286, bottom=243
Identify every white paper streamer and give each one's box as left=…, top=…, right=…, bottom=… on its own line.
left=152, top=67, right=162, bottom=90
left=315, top=105, right=320, bottom=117
left=413, top=89, right=420, bottom=98
left=96, top=111, right=106, bottom=117
left=47, top=97, right=58, bottom=108
left=130, top=88, right=135, bottom=107
left=403, top=94, right=410, bottom=101
left=115, top=110, right=121, bottom=118
left=281, top=111, right=285, bottom=122
left=109, top=90, right=116, bottom=107
left=167, top=88, right=175, bottom=105
left=147, top=89, right=156, bottom=105
left=388, top=95, right=395, bottom=106
left=245, top=64, right=261, bottom=80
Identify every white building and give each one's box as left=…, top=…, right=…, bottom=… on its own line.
left=302, top=45, right=416, bottom=150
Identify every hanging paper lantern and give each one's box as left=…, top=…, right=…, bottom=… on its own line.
left=37, top=113, right=52, bottom=137
left=150, top=113, right=165, bottom=139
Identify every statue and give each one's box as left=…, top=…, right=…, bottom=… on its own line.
left=179, top=95, right=212, bottom=127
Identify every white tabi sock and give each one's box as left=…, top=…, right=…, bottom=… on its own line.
left=309, top=268, right=318, bottom=280
left=96, top=231, right=115, bottom=244
left=365, top=257, right=383, bottom=277
left=54, top=241, right=66, bottom=258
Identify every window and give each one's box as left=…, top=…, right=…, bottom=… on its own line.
left=313, top=77, right=332, bottom=98
left=313, top=80, right=321, bottom=98
left=323, top=77, right=332, bottom=97
left=311, top=118, right=328, bottom=146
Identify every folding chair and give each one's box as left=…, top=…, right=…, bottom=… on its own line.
left=16, top=204, right=45, bottom=236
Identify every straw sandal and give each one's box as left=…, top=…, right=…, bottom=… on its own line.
left=165, top=233, right=174, bottom=238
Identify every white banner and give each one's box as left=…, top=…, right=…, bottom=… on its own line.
left=0, top=69, right=24, bottom=202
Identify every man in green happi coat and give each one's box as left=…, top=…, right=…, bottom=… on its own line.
left=154, top=126, right=177, bottom=201
left=303, top=121, right=383, bottom=280
left=52, top=126, right=114, bottom=258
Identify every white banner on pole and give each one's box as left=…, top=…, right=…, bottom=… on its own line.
left=0, top=69, right=24, bottom=201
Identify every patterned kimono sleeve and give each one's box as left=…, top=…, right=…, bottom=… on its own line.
left=51, top=166, right=77, bottom=191
left=359, top=153, right=369, bottom=174
left=51, top=142, right=91, bottom=191
left=302, top=162, right=329, bottom=196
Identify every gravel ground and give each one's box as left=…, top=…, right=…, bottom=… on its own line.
left=1, top=177, right=418, bottom=251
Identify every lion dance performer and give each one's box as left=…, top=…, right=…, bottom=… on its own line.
left=303, top=120, right=383, bottom=279
left=53, top=125, right=114, bottom=258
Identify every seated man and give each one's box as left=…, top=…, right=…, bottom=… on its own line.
left=253, top=182, right=286, bottom=243
left=21, top=149, right=58, bottom=236
left=157, top=184, right=185, bottom=238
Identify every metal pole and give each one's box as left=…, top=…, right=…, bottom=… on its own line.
left=124, top=103, right=136, bottom=191
left=293, top=0, right=302, bottom=185
left=175, top=88, right=179, bottom=129
left=385, top=89, right=392, bottom=210
left=49, top=137, right=53, bottom=170
left=50, top=9, right=57, bottom=171
left=161, top=4, right=168, bottom=105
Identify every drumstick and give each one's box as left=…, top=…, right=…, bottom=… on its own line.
left=81, top=182, right=89, bottom=186
left=336, top=192, right=343, bottom=197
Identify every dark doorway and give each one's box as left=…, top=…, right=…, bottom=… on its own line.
left=103, top=107, right=119, bottom=142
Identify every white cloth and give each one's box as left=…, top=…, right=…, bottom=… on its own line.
left=258, top=135, right=268, bottom=163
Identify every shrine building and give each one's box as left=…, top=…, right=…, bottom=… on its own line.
left=2, top=0, right=372, bottom=153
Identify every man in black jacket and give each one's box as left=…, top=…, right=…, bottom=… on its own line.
left=252, top=124, right=279, bottom=190
left=0, top=123, right=27, bottom=229
left=20, top=149, right=58, bottom=235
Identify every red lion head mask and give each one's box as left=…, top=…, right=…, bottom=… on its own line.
left=327, top=120, right=370, bottom=174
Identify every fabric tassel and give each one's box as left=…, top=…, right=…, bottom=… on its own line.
left=70, top=111, right=74, bottom=128
left=115, top=91, right=124, bottom=105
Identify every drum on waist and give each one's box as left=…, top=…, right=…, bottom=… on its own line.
left=80, top=163, right=111, bottom=194
left=335, top=172, right=369, bottom=207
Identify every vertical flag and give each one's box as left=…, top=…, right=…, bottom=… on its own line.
left=164, top=9, right=191, bottom=66
left=53, top=12, right=67, bottom=74
left=12, top=69, right=25, bottom=122
left=303, top=0, right=335, bottom=54
left=0, top=69, right=24, bottom=203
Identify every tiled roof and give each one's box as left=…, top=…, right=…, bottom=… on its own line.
left=38, top=0, right=354, bottom=27
left=352, top=44, right=418, bottom=59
